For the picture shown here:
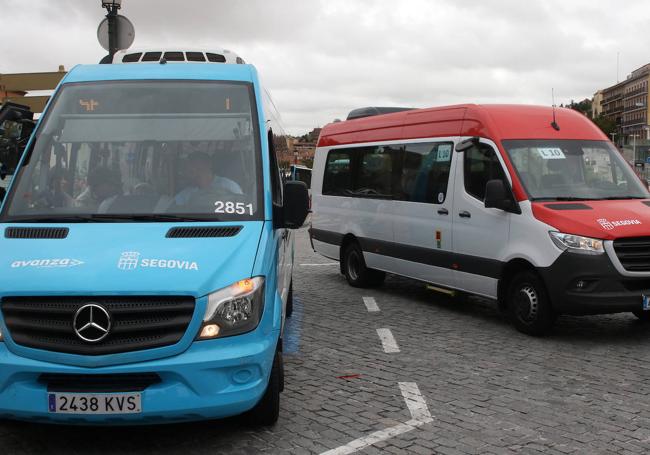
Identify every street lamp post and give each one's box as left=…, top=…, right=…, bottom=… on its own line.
left=101, top=0, right=122, bottom=62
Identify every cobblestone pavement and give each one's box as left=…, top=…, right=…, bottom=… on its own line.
left=2, top=226, right=650, bottom=454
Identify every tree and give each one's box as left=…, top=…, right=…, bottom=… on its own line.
left=591, top=115, right=617, bottom=137
left=568, top=99, right=592, bottom=118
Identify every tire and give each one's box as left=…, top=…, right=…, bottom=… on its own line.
left=632, top=310, right=650, bottom=322
left=508, top=271, right=556, bottom=336
left=342, top=242, right=385, bottom=288
left=245, top=350, right=282, bottom=426
left=286, top=281, right=294, bottom=319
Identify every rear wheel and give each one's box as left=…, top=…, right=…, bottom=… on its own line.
left=245, top=350, right=282, bottom=426
left=632, top=310, right=650, bottom=322
left=508, top=271, right=556, bottom=336
left=342, top=242, right=385, bottom=288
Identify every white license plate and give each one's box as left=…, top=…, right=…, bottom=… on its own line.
left=48, top=392, right=142, bottom=414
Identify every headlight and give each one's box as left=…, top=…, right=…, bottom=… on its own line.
left=196, top=277, right=265, bottom=340
left=549, top=231, right=604, bottom=254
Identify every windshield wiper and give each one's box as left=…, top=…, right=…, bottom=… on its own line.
left=5, top=215, right=97, bottom=223
left=89, top=214, right=222, bottom=222
left=594, top=196, right=647, bottom=200
left=5, top=214, right=222, bottom=223
left=530, top=197, right=594, bottom=202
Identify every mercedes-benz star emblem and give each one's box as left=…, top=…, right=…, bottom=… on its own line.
left=73, top=304, right=112, bottom=343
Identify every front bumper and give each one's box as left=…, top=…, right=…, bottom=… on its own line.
left=539, top=250, right=650, bottom=315
left=0, top=329, right=279, bottom=425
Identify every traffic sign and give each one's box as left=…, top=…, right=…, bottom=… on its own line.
left=97, top=15, right=135, bottom=52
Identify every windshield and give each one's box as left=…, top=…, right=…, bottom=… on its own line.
left=502, top=139, right=649, bottom=201
left=2, top=81, right=262, bottom=222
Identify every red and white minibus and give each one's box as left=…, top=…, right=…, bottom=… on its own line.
left=310, top=104, right=650, bottom=335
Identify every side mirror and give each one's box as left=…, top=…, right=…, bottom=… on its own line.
left=283, top=181, right=309, bottom=229
left=0, top=164, right=6, bottom=180
left=484, top=179, right=519, bottom=213
left=0, top=187, right=6, bottom=203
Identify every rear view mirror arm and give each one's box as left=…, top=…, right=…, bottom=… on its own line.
left=455, top=137, right=480, bottom=152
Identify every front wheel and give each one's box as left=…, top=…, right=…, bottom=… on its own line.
left=508, top=271, right=556, bottom=336
left=244, top=351, right=282, bottom=426
left=342, top=242, right=385, bottom=288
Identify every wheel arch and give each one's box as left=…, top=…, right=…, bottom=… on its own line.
left=497, top=258, right=540, bottom=311
left=339, top=234, right=359, bottom=274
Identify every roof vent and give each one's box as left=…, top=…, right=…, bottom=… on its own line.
left=116, top=48, right=245, bottom=65
left=346, top=107, right=416, bottom=121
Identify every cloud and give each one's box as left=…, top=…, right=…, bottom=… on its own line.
left=1, top=0, right=649, bottom=134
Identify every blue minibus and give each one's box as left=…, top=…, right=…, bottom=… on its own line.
left=0, top=49, right=309, bottom=425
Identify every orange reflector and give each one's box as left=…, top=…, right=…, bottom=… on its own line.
left=199, top=324, right=220, bottom=339
left=235, top=279, right=255, bottom=294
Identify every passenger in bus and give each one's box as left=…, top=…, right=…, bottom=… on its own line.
left=175, top=151, right=243, bottom=205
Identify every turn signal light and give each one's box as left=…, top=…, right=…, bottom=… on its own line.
left=235, top=279, right=255, bottom=294
left=198, top=324, right=220, bottom=339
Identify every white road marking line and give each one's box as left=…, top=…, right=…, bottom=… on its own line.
left=299, top=263, right=338, bottom=266
left=376, top=328, right=400, bottom=353
left=399, top=382, right=432, bottom=422
left=362, top=296, right=380, bottom=312
left=320, top=382, right=433, bottom=455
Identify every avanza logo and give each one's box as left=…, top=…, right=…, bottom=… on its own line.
left=11, top=258, right=84, bottom=268
left=597, top=218, right=641, bottom=231
left=117, top=251, right=199, bottom=271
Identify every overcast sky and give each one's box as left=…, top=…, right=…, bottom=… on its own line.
left=1, top=0, right=648, bottom=135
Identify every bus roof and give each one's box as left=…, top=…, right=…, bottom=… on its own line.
left=317, top=104, right=608, bottom=147
left=61, top=63, right=258, bottom=84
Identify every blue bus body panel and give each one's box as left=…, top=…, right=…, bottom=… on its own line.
left=0, top=220, right=282, bottom=423
left=0, top=221, right=267, bottom=368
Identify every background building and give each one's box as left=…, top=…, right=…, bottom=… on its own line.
left=598, top=64, right=650, bottom=152
left=591, top=90, right=603, bottom=118
left=0, top=67, right=66, bottom=113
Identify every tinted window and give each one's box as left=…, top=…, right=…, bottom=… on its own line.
left=464, top=143, right=507, bottom=201
left=357, top=145, right=399, bottom=197
left=323, top=142, right=453, bottom=203
left=268, top=131, right=283, bottom=206
left=141, top=52, right=162, bottom=62
left=323, top=150, right=352, bottom=196
left=294, top=168, right=311, bottom=188
left=399, top=142, right=452, bottom=204
left=186, top=52, right=206, bottom=62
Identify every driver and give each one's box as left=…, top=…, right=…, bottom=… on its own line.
left=75, top=165, right=122, bottom=211
left=175, top=152, right=243, bottom=205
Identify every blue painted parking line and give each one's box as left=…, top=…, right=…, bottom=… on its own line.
left=284, top=296, right=303, bottom=354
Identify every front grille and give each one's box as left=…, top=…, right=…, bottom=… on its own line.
left=40, top=373, right=161, bottom=392
left=2, top=296, right=195, bottom=355
left=613, top=237, right=650, bottom=272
